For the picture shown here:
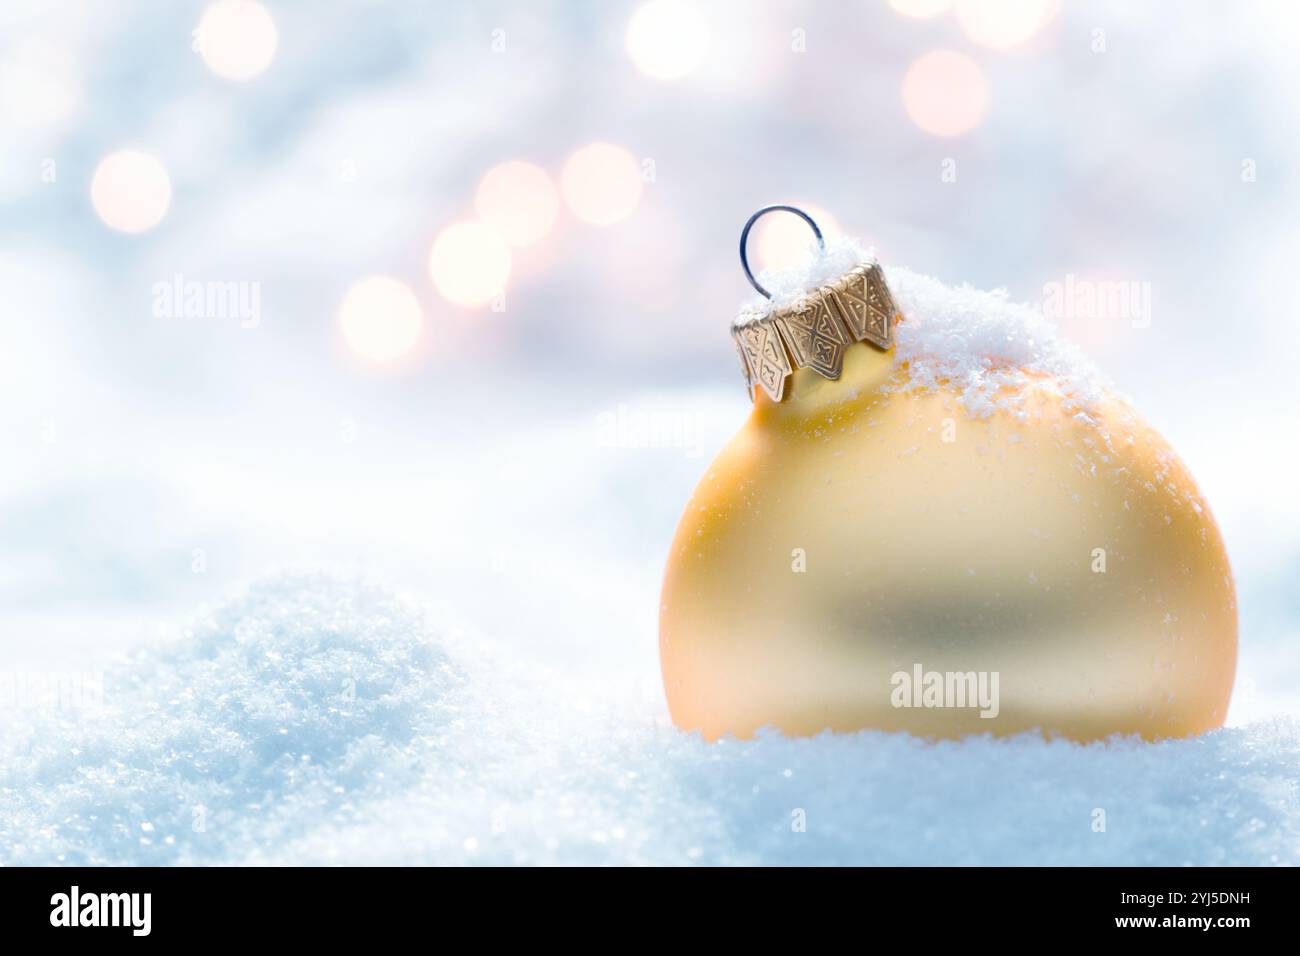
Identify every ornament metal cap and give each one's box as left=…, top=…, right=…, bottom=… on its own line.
left=732, top=205, right=902, bottom=402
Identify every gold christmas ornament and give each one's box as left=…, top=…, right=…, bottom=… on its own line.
left=659, top=206, right=1237, bottom=742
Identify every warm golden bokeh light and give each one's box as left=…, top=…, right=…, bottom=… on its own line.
left=196, top=1, right=279, bottom=81
left=90, top=150, right=173, bottom=234
left=338, top=276, right=424, bottom=364
left=626, top=1, right=710, bottom=81
left=901, top=50, right=990, bottom=138
left=428, top=221, right=512, bottom=308
left=888, top=0, right=954, bottom=18
left=561, top=143, right=644, bottom=226
left=754, top=204, right=842, bottom=275
left=954, top=0, right=1057, bottom=51
left=474, top=161, right=559, bottom=247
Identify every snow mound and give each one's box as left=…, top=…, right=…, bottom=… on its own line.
left=736, top=236, right=1108, bottom=417
left=0, top=573, right=462, bottom=865
left=3, top=574, right=1298, bottom=866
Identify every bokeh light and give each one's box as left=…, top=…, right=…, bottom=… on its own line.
left=626, top=1, right=710, bottom=81
left=889, top=0, right=954, bottom=18
left=196, top=1, right=279, bottom=81
left=561, top=143, right=644, bottom=226
left=901, top=50, right=989, bottom=138
left=338, top=276, right=424, bottom=364
left=474, top=161, right=559, bottom=247
left=954, top=0, right=1057, bottom=51
left=0, top=39, right=80, bottom=130
left=90, top=150, right=173, bottom=234
left=754, top=204, right=843, bottom=274
left=428, top=221, right=512, bottom=308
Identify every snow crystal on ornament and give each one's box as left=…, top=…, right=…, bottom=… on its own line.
left=740, top=236, right=1110, bottom=417
left=886, top=266, right=1108, bottom=418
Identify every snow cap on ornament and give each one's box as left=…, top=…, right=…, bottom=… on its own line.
left=732, top=205, right=901, bottom=402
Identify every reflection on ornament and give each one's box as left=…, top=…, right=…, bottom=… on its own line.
left=660, top=216, right=1236, bottom=743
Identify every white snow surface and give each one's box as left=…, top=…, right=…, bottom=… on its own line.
left=2, top=572, right=1298, bottom=866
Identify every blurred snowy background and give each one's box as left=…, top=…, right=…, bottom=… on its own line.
left=3, top=0, right=1300, bottom=864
